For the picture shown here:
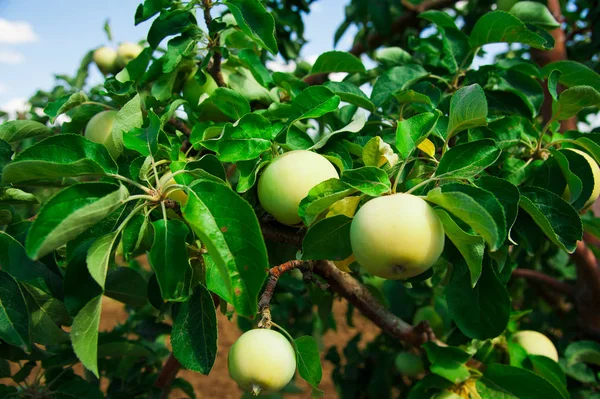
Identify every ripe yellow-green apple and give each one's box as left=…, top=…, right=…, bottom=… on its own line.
left=435, top=391, right=462, bottom=399
left=228, top=329, right=296, bottom=395
left=350, top=193, right=444, bottom=280
left=84, top=111, right=120, bottom=159
left=257, top=150, right=339, bottom=226
left=93, top=46, right=118, bottom=75
left=413, top=306, right=444, bottom=337
left=116, top=42, right=143, bottom=68
left=158, top=172, right=188, bottom=205
left=562, top=148, right=600, bottom=209
left=182, top=70, right=218, bottom=107
left=395, top=352, right=424, bottom=377
left=511, top=330, right=559, bottom=361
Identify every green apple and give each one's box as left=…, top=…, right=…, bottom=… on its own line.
left=257, top=150, right=339, bottom=226
left=84, top=110, right=120, bottom=159
left=511, top=330, right=559, bottom=361
left=562, top=148, right=600, bottom=209
left=413, top=306, right=444, bottom=337
left=395, top=352, right=425, bottom=377
left=93, top=46, right=118, bottom=75
left=182, top=70, right=218, bottom=108
left=158, top=172, right=188, bottom=205
left=116, top=42, right=143, bottom=68
left=228, top=329, right=296, bottom=395
left=435, top=391, right=463, bottom=399
left=350, top=193, right=445, bottom=280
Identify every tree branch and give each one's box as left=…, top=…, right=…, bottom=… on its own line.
left=312, top=260, right=435, bottom=346
left=511, top=268, right=574, bottom=296
left=571, top=241, right=600, bottom=339
left=201, top=0, right=226, bottom=87
left=154, top=354, right=181, bottom=399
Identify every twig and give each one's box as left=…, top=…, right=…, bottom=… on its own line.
left=202, top=0, right=226, bottom=87
left=312, top=260, right=435, bottom=346
left=511, top=268, right=574, bottom=296
left=154, top=354, right=182, bottom=399
left=571, top=241, right=600, bottom=339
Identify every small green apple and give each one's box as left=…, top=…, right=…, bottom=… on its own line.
left=182, top=70, right=218, bottom=108
left=257, top=150, right=339, bottom=226
left=395, top=352, right=425, bottom=377
left=228, top=329, right=296, bottom=395
left=435, top=390, right=463, bottom=399
left=562, top=148, right=600, bottom=209
left=84, top=110, right=120, bottom=159
left=158, top=172, right=188, bottom=205
left=350, top=193, right=445, bottom=279
left=511, top=330, right=559, bottom=361
left=413, top=306, right=444, bottom=337
left=93, top=46, right=118, bottom=75
left=116, top=42, right=143, bottom=68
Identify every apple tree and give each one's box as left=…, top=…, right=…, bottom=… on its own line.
left=1, top=0, right=600, bottom=398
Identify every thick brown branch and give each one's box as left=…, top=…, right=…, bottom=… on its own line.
left=154, top=354, right=182, bottom=399
left=312, top=260, right=435, bottom=346
left=260, top=219, right=304, bottom=248
left=571, top=241, right=600, bottom=339
left=512, top=268, right=574, bottom=296
left=168, top=118, right=191, bottom=136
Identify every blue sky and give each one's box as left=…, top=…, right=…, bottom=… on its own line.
left=0, top=0, right=355, bottom=113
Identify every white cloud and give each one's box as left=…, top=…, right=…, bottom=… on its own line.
left=329, top=72, right=348, bottom=82
left=0, top=83, right=7, bottom=94
left=0, top=19, right=38, bottom=44
left=1, top=97, right=29, bottom=118
left=0, top=50, right=24, bottom=64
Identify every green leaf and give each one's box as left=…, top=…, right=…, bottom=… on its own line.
left=299, top=179, right=356, bottom=226
left=481, top=364, right=566, bottom=399
left=279, top=86, right=340, bottom=137
left=340, top=166, right=391, bottom=196
left=436, top=139, right=501, bottom=179
left=22, top=284, right=69, bottom=346
left=371, top=65, right=429, bottom=107
left=554, top=149, right=596, bottom=210
left=528, top=355, right=569, bottom=399
left=0, top=120, right=52, bottom=143
left=86, top=232, right=118, bottom=290
left=183, top=180, right=268, bottom=317
left=323, top=81, right=375, bottom=112
left=447, top=84, right=488, bottom=139
left=105, top=267, right=148, bottom=307
left=71, top=295, right=102, bottom=377
left=111, top=94, right=144, bottom=155
left=199, top=88, right=251, bottom=120
left=309, top=113, right=366, bottom=151
left=552, top=85, right=600, bottom=121
left=171, top=284, right=218, bottom=374
left=396, top=111, right=440, bottom=159
left=148, top=219, right=192, bottom=302
left=548, top=70, right=561, bottom=102
left=427, top=183, right=506, bottom=251
left=446, top=257, right=510, bottom=339
left=423, top=342, right=472, bottom=384
left=362, top=136, right=399, bottom=168
left=135, top=0, right=170, bottom=24
left=476, top=176, right=520, bottom=243
left=123, top=110, right=161, bottom=156
left=0, top=188, right=38, bottom=204
left=469, top=11, right=555, bottom=50
left=224, top=0, right=278, bottom=54
left=25, top=182, right=128, bottom=260
left=518, top=186, right=582, bottom=253
left=541, top=61, right=600, bottom=93
left=310, top=51, right=365, bottom=75
left=509, top=1, right=560, bottom=29
left=295, top=336, right=323, bottom=391
left=0, top=270, right=30, bottom=350
left=44, top=91, right=89, bottom=123
left=147, top=9, right=197, bottom=48
left=0, top=232, right=61, bottom=294
left=238, top=49, right=273, bottom=87
left=565, top=341, right=600, bottom=366
left=435, top=209, right=484, bottom=287
left=202, top=113, right=272, bottom=162
left=302, top=215, right=353, bottom=261
left=2, top=134, right=118, bottom=184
